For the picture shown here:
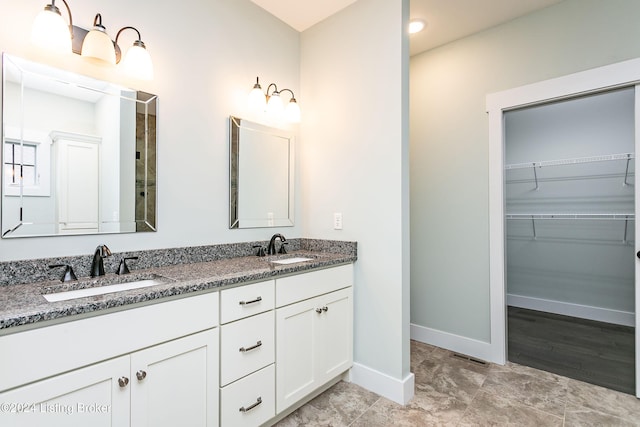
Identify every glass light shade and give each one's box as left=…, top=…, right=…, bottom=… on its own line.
left=267, top=93, right=284, bottom=116
left=81, top=27, right=116, bottom=65
left=120, top=42, right=154, bottom=80
left=248, top=86, right=267, bottom=112
left=31, top=7, right=71, bottom=54
left=285, top=100, right=301, bottom=123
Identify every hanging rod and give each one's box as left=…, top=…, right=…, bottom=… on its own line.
left=505, top=152, right=635, bottom=170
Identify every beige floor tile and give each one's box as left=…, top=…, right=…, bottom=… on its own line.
left=566, top=379, right=640, bottom=423
left=458, top=390, right=563, bottom=427
left=481, top=367, right=568, bottom=416
left=565, top=406, right=640, bottom=427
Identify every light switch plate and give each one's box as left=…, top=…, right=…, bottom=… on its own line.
left=334, top=212, right=343, bottom=230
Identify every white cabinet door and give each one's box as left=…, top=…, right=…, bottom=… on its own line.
left=276, top=296, right=318, bottom=413
left=275, top=287, right=353, bottom=413
left=317, top=287, right=353, bottom=383
left=130, top=328, right=219, bottom=427
left=0, top=355, right=130, bottom=427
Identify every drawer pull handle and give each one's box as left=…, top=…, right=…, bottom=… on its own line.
left=118, top=377, right=129, bottom=388
left=136, top=370, right=147, bottom=381
left=239, top=340, right=262, bottom=353
left=239, top=397, right=262, bottom=413
left=239, top=296, right=262, bottom=306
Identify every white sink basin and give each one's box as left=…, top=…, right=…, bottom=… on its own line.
left=43, top=279, right=166, bottom=302
left=270, top=257, right=314, bottom=265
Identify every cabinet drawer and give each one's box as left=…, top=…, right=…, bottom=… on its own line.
left=221, top=364, right=275, bottom=427
left=276, top=264, right=353, bottom=307
left=220, top=311, right=274, bottom=386
left=220, top=280, right=275, bottom=324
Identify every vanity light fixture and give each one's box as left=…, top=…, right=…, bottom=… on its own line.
left=247, top=77, right=301, bottom=123
left=31, top=0, right=154, bottom=80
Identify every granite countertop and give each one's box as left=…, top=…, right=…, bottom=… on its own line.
left=0, top=250, right=356, bottom=332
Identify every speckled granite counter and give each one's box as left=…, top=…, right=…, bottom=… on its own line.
left=0, top=239, right=356, bottom=332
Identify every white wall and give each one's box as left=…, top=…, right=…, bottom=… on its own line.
left=410, top=0, right=640, bottom=351
left=300, top=0, right=412, bottom=402
left=0, top=0, right=301, bottom=260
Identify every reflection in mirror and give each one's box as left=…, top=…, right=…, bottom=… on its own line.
left=1, top=54, right=157, bottom=238
left=229, top=116, right=294, bottom=229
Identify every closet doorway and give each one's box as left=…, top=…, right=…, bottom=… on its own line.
left=487, top=58, right=640, bottom=399
left=504, top=88, right=635, bottom=394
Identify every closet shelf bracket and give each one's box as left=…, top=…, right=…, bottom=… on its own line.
left=623, top=153, right=632, bottom=186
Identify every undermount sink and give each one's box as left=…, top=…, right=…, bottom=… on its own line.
left=270, top=256, right=315, bottom=265
left=43, top=275, right=169, bottom=303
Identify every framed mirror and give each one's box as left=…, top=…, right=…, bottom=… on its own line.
left=229, top=116, right=294, bottom=228
left=1, top=54, right=157, bottom=238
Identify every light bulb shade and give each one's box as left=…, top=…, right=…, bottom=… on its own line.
left=31, top=6, right=71, bottom=54
left=82, top=27, right=116, bottom=65
left=120, top=41, right=154, bottom=80
left=267, top=93, right=284, bottom=116
left=248, top=86, right=267, bottom=112
left=285, top=100, right=301, bottom=123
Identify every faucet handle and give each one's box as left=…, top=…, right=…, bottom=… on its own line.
left=49, top=264, right=78, bottom=282
left=253, top=245, right=266, bottom=257
left=278, top=242, right=289, bottom=254
left=117, top=257, right=138, bottom=275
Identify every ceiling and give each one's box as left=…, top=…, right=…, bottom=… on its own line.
left=251, top=0, right=565, bottom=56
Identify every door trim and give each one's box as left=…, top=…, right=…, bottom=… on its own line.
left=486, top=58, right=640, bottom=398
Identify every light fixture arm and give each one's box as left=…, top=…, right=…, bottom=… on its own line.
left=115, top=26, right=143, bottom=45
left=92, top=13, right=105, bottom=30
left=49, top=0, right=74, bottom=36
left=278, top=88, right=296, bottom=101
left=266, top=83, right=279, bottom=96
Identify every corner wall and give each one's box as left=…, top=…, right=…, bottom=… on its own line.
left=300, top=0, right=412, bottom=403
left=410, top=0, right=640, bottom=357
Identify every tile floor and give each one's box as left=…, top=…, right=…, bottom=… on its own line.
left=275, top=340, right=640, bottom=426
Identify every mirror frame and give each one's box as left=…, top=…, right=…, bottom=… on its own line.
left=229, top=116, right=294, bottom=229
left=1, top=53, right=158, bottom=238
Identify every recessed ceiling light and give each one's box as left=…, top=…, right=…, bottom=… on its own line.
left=409, top=19, right=426, bottom=34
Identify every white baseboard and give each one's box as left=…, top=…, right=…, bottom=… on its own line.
left=350, top=362, right=415, bottom=405
left=507, top=294, right=634, bottom=327
left=410, top=323, right=497, bottom=364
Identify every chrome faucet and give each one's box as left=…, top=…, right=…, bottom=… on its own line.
left=267, top=234, right=286, bottom=255
left=90, top=244, right=112, bottom=277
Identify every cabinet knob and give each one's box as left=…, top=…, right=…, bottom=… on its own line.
left=239, top=396, right=262, bottom=413
left=637, top=250, right=640, bottom=259
left=315, top=308, right=323, bottom=314
left=118, top=377, right=129, bottom=388
left=136, top=370, right=147, bottom=381
left=322, top=306, right=328, bottom=312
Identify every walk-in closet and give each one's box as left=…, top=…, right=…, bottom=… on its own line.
left=504, top=87, right=636, bottom=394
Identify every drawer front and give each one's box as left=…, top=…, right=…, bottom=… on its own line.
left=276, top=264, right=353, bottom=307
left=0, top=292, right=219, bottom=392
left=221, top=364, right=275, bottom=427
left=220, top=280, right=275, bottom=324
left=220, top=311, right=274, bottom=386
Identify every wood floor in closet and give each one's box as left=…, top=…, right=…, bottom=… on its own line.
left=508, top=306, right=635, bottom=395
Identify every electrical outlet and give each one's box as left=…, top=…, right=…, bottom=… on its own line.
left=333, top=212, right=343, bottom=230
